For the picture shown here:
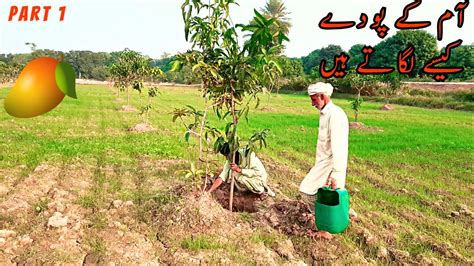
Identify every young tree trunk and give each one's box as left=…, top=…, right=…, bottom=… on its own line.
left=146, top=94, right=150, bottom=124
left=202, top=140, right=210, bottom=193
left=266, top=91, right=271, bottom=109
left=198, top=89, right=209, bottom=168
left=229, top=88, right=238, bottom=212
left=356, top=92, right=361, bottom=122
left=127, top=87, right=130, bottom=106
left=198, top=92, right=209, bottom=192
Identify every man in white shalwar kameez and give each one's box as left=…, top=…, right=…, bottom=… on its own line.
left=300, top=82, right=349, bottom=239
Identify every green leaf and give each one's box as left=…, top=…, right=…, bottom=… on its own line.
left=210, top=69, right=219, bottom=79
left=254, top=9, right=266, bottom=24
left=268, top=45, right=282, bottom=55
left=278, top=32, right=290, bottom=43
left=222, top=111, right=231, bottom=119
left=55, top=61, right=77, bottom=99
left=185, top=132, right=191, bottom=142
left=265, top=18, right=276, bottom=27
left=185, top=105, right=196, bottom=112
left=225, top=122, right=233, bottom=135
left=170, top=60, right=183, bottom=72
left=269, top=60, right=283, bottom=73
left=241, top=25, right=260, bottom=32
left=192, top=64, right=201, bottom=72
left=243, top=107, right=249, bottom=123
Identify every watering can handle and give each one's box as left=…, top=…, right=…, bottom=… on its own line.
left=325, top=172, right=338, bottom=191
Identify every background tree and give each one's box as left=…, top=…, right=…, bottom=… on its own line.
left=66, top=51, right=111, bottom=80
left=373, top=30, right=438, bottom=77
left=445, top=44, right=473, bottom=81
left=351, top=97, right=363, bottom=123
left=153, top=54, right=176, bottom=73
left=276, top=57, right=307, bottom=92
left=348, top=44, right=365, bottom=70
left=278, top=56, right=304, bottom=78
left=0, top=61, right=22, bottom=84
left=256, top=0, right=291, bottom=53
left=346, top=75, right=376, bottom=122
left=140, top=86, right=161, bottom=125
left=379, top=73, right=403, bottom=104
left=109, top=49, right=161, bottom=107
left=301, top=45, right=344, bottom=74
left=301, top=49, right=320, bottom=74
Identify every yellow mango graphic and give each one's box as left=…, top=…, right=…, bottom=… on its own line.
left=4, top=57, right=76, bottom=118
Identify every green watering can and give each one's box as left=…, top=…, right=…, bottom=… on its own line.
left=314, top=186, right=350, bottom=234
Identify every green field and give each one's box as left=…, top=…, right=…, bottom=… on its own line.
left=0, top=85, right=472, bottom=264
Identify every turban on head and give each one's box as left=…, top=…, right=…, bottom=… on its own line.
left=307, top=82, right=334, bottom=97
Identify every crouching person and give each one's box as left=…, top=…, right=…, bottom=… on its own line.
left=208, top=143, right=275, bottom=197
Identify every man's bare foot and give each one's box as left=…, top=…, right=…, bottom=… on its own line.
left=316, top=231, right=334, bottom=240
left=306, top=229, right=334, bottom=240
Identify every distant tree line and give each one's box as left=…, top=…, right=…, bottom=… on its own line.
left=1, top=30, right=472, bottom=87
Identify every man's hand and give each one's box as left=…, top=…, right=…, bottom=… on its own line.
left=208, top=177, right=223, bottom=193
left=326, top=177, right=337, bottom=190
left=230, top=163, right=242, bottom=173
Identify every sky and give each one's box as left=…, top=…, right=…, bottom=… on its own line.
left=0, top=0, right=472, bottom=59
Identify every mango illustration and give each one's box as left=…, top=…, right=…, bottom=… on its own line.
left=4, top=57, right=76, bottom=118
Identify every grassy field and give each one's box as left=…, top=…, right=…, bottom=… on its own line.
left=0, top=84, right=472, bottom=264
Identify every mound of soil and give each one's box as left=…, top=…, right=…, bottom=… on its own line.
left=262, top=199, right=315, bottom=236
left=157, top=190, right=236, bottom=234
left=349, top=122, right=383, bottom=132
left=118, top=105, right=138, bottom=112
left=349, top=122, right=368, bottom=130
left=154, top=190, right=307, bottom=265
left=128, top=123, right=155, bottom=133
left=380, top=104, right=394, bottom=111
left=259, top=106, right=276, bottom=112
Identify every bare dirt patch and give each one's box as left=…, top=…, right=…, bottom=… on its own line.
left=117, top=105, right=138, bottom=112
left=349, top=122, right=383, bottom=132
left=0, top=162, right=167, bottom=264
left=0, top=163, right=93, bottom=264
left=128, top=123, right=156, bottom=133
left=260, top=199, right=315, bottom=236
left=380, top=104, right=394, bottom=111
left=259, top=106, right=276, bottom=112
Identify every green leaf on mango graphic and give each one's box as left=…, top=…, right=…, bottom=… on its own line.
left=55, top=61, right=77, bottom=99
left=4, top=57, right=77, bottom=118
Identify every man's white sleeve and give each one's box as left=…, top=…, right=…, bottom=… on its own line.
left=240, top=153, right=264, bottom=178
left=219, top=160, right=231, bottom=182
left=330, top=111, right=349, bottom=186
